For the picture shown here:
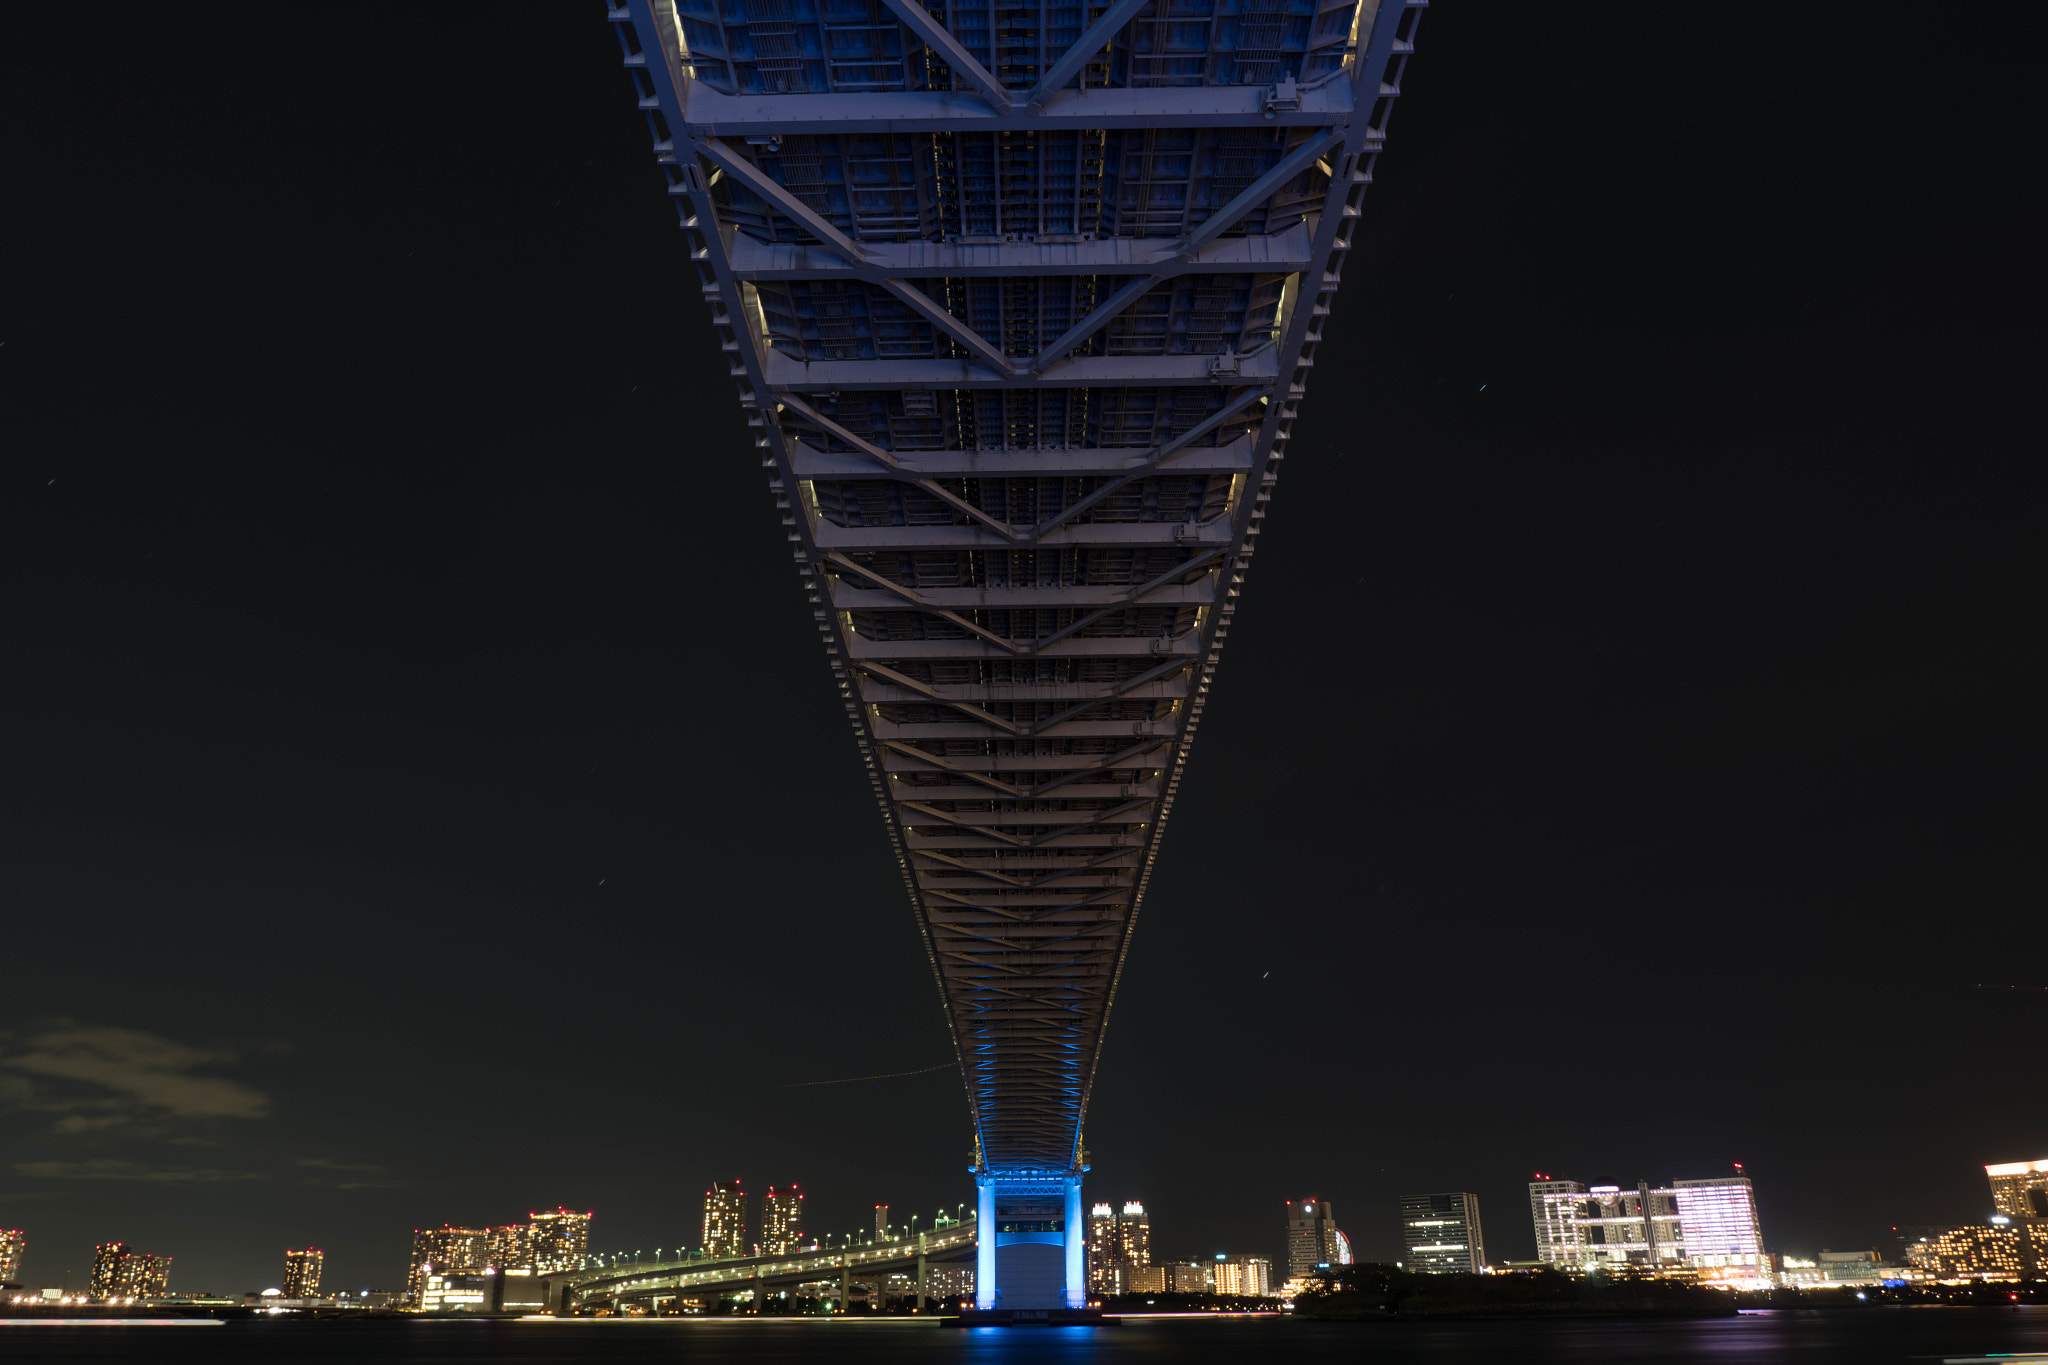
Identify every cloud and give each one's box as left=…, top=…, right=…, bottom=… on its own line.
left=296, top=1157, right=405, bottom=1190
left=14, top=1159, right=267, bottom=1183
left=0, top=1025, right=270, bottom=1124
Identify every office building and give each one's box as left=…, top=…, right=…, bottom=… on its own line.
left=1528, top=1179, right=1588, bottom=1264
left=764, top=1187, right=804, bottom=1255
left=1401, top=1192, right=1485, bottom=1274
left=1987, top=1158, right=2048, bottom=1222
left=1906, top=1223, right=2047, bottom=1281
left=529, top=1208, right=592, bottom=1272
left=1164, top=1260, right=1213, bottom=1293
left=1127, top=1265, right=1168, bottom=1293
left=282, top=1248, right=323, bottom=1298
left=1287, top=1198, right=1351, bottom=1276
left=1529, top=1176, right=1764, bottom=1273
left=1211, top=1254, right=1273, bottom=1297
left=703, top=1182, right=747, bottom=1258
left=408, top=1226, right=489, bottom=1304
left=0, top=1228, right=22, bottom=1282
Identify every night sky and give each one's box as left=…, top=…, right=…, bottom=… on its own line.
left=2, top=1, right=2037, bottom=1296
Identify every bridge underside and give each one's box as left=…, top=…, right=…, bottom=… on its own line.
left=613, top=0, right=1417, bottom=1312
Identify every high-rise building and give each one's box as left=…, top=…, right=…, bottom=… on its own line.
left=91, top=1243, right=171, bottom=1299
left=1088, top=1204, right=1121, bottom=1294
left=1287, top=1199, right=1350, bottom=1276
left=1530, top=1176, right=1765, bottom=1274
left=90, top=1243, right=127, bottom=1300
left=1528, top=1179, right=1588, bottom=1265
left=528, top=1209, right=592, bottom=1272
left=282, top=1248, right=323, bottom=1298
left=1211, top=1254, right=1273, bottom=1297
left=0, top=1228, right=23, bottom=1282
left=1400, top=1192, right=1485, bottom=1274
left=875, top=1205, right=889, bottom=1241
left=408, top=1226, right=489, bottom=1304
left=764, top=1187, right=804, bottom=1255
left=1116, top=1201, right=1151, bottom=1270
left=1164, top=1261, right=1214, bottom=1293
left=1987, top=1158, right=2048, bottom=1222
left=703, top=1182, right=746, bottom=1258
left=482, top=1224, right=529, bottom=1271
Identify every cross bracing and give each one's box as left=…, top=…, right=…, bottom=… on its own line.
left=613, top=0, right=1421, bottom=1171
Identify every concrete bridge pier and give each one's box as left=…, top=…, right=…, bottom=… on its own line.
left=970, top=1166, right=1094, bottom=1320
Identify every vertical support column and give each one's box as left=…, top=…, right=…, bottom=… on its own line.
left=917, top=1242, right=928, bottom=1311
left=1063, top=1173, right=1086, bottom=1309
left=974, top=1172, right=997, bottom=1310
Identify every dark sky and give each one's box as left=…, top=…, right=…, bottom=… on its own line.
left=1, top=1, right=2038, bottom=1295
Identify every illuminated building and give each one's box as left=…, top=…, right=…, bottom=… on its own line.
left=1400, top=1192, right=1485, bottom=1274
left=1530, top=1176, right=1765, bottom=1274
left=408, top=1226, right=488, bottom=1305
left=1088, top=1204, right=1121, bottom=1294
left=764, top=1187, right=804, bottom=1255
left=1905, top=1223, right=2047, bottom=1281
left=528, top=1209, right=592, bottom=1272
left=1115, top=1201, right=1151, bottom=1269
left=1164, top=1260, right=1213, bottom=1292
left=91, top=1243, right=171, bottom=1299
left=1287, top=1199, right=1350, bottom=1276
left=485, top=1224, right=532, bottom=1270
left=1127, top=1265, right=1168, bottom=1293
left=0, top=1228, right=22, bottom=1282
left=1987, top=1158, right=2048, bottom=1222
left=875, top=1204, right=889, bottom=1240
left=282, top=1249, right=323, bottom=1298
left=90, top=1243, right=127, bottom=1299
left=703, top=1182, right=746, bottom=1258
left=1528, top=1179, right=1588, bottom=1265
left=1210, top=1254, right=1273, bottom=1297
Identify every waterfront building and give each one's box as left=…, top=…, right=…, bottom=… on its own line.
left=529, top=1208, right=592, bottom=1272
left=1164, top=1260, right=1213, bottom=1293
left=1906, top=1222, right=2047, bottom=1281
left=90, top=1243, right=126, bottom=1299
left=1115, top=1202, right=1152, bottom=1269
left=1400, top=1192, right=1485, bottom=1274
left=484, top=1224, right=531, bottom=1270
left=1088, top=1204, right=1120, bottom=1294
left=1287, top=1198, right=1351, bottom=1276
left=282, top=1248, right=323, bottom=1298
left=703, top=1182, right=746, bottom=1258
left=922, top=1265, right=975, bottom=1305
left=1987, top=1158, right=2048, bottom=1222
left=764, top=1187, right=804, bottom=1255
left=1210, top=1254, right=1273, bottom=1297
left=1528, top=1176, right=1764, bottom=1275
left=408, top=1226, right=488, bottom=1304
left=1528, top=1179, right=1588, bottom=1264
left=1127, top=1265, right=1168, bottom=1293
left=0, top=1228, right=22, bottom=1282
left=92, top=1243, right=171, bottom=1299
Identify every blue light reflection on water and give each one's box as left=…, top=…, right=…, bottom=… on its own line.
left=1, top=1308, right=2046, bottom=1364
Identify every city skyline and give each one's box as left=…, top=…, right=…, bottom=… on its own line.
left=0, top=0, right=2036, bottom=1299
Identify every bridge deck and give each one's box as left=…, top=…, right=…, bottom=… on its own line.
left=611, top=0, right=1420, bottom=1173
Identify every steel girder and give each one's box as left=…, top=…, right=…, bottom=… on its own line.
left=611, top=0, right=1422, bottom=1172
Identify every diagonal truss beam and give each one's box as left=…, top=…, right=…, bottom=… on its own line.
left=1023, top=0, right=1156, bottom=114
left=875, top=0, right=1013, bottom=113
left=1175, top=128, right=1344, bottom=259
left=1030, top=272, right=1164, bottom=373
left=695, top=140, right=875, bottom=267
